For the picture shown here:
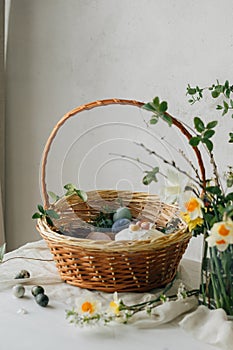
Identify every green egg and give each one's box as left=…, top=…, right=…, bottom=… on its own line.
left=113, top=207, right=132, bottom=222
left=35, top=293, right=49, bottom=307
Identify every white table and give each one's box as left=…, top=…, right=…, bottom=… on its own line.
left=0, top=240, right=224, bottom=350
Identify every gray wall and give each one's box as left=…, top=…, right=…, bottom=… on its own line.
left=5, top=0, right=233, bottom=254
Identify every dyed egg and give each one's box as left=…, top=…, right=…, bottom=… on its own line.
left=13, top=284, right=25, bottom=298
left=115, top=228, right=147, bottom=241
left=112, top=218, right=131, bottom=233
left=140, top=222, right=151, bottom=230
left=15, top=270, right=30, bottom=279
left=31, top=285, right=45, bottom=297
left=113, top=207, right=132, bottom=222
left=35, top=293, right=49, bottom=307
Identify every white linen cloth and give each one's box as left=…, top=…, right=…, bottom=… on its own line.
left=0, top=239, right=232, bottom=350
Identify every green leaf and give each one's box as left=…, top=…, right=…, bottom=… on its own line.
left=229, top=132, right=233, bottom=143
left=216, top=105, right=223, bottom=110
left=48, top=191, right=60, bottom=203
left=211, top=90, right=220, bottom=98
left=159, top=101, right=168, bottom=113
left=32, top=212, right=41, bottom=219
left=187, top=87, right=197, bottom=95
left=206, top=186, right=222, bottom=196
left=150, top=115, right=159, bottom=124
left=194, top=117, right=205, bottom=132
left=230, top=99, right=233, bottom=108
left=224, top=205, right=233, bottom=217
left=206, top=120, right=218, bottom=129
left=161, top=113, right=172, bottom=126
left=225, top=80, right=229, bottom=89
left=142, top=102, right=156, bottom=112
left=204, top=129, right=215, bottom=139
left=0, top=243, right=6, bottom=262
left=46, top=216, right=54, bottom=227
left=189, top=136, right=201, bottom=147
left=225, top=192, right=233, bottom=201
left=202, top=138, right=213, bottom=152
left=153, top=97, right=160, bottom=107
left=64, top=183, right=75, bottom=191
left=222, top=101, right=229, bottom=116
left=37, top=204, right=45, bottom=214
left=142, top=167, right=159, bottom=185
left=45, top=210, right=60, bottom=219
left=76, top=190, right=88, bottom=202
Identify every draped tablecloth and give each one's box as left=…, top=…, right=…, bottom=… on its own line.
left=0, top=240, right=232, bottom=350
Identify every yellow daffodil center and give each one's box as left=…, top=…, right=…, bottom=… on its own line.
left=185, top=198, right=199, bottom=212
left=81, top=301, right=94, bottom=314
left=218, top=224, right=230, bottom=237
left=109, top=301, right=120, bottom=315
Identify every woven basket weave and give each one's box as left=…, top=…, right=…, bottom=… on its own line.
left=37, top=98, right=206, bottom=293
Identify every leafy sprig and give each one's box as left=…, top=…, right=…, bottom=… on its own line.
left=189, top=117, right=218, bottom=152
left=186, top=80, right=233, bottom=120
left=32, top=205, right=60, bottom=227
left=32, top=183, right=87, bottom=227
left=143, top=96, right=172, bottom=126
left=64, top=183, right=87, bottom=202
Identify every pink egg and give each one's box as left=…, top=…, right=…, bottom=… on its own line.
left=140, top=222, right=150, bottom=230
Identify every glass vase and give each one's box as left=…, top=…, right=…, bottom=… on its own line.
left=200, top=241, right=233, bottom=316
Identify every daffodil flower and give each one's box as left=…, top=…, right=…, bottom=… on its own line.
left=180, top=212, right=204, bottom=231
left=109, top=292, right=121, bottom=316
left=161, top=170, right=189, bottom=204
left=206, top=220, right=233, bottom=251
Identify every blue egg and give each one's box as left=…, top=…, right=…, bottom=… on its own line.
left=112, top=218, right=131, bottom=233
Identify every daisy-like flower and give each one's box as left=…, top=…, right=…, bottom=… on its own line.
left=75, top=297, right=101, bottom=315
left=108, top=292, right=121, bottom=316
left=206, top=219, right=233, bottom=251
left=161, top=170, right=189, bottom=204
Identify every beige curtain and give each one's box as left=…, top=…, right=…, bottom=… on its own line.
left=0, top=0, right=5, bottom=245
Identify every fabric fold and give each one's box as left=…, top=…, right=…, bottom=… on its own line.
left=179, top=305, right=233, bottom=350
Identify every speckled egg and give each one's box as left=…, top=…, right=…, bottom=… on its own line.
left=35, top=293, right=49, bottom=307
left=15, top=270, right=30, bottom=279
left=12, top=284, right=25, bottom=298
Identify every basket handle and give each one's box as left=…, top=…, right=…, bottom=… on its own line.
left=41, top=98, right=206, bottom=208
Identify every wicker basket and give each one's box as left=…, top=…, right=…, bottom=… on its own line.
left=37, top=98, right=206, bottom=293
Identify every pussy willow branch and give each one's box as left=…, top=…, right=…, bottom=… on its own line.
left=160, top=136, right=201, bottom=184
left=135, top=142, right=203, bottom=188
left=110, top=152, right=167, bottom=179
left=209, top=151, right=222, bottom=190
